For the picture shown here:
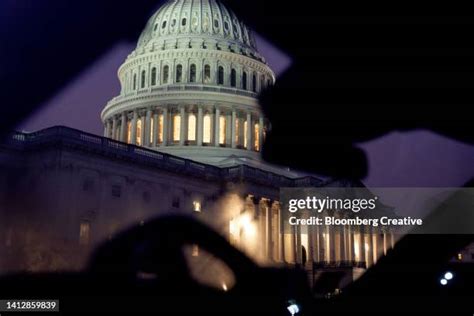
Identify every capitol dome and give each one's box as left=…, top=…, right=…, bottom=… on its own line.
left=101, top=0, right=275, bottom=165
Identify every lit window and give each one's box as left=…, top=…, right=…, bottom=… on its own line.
left=230, top=69, right=236, bottom=87
left=79, top=221, right=91, bottom=245
left=127, top=121, right=132, bottom=143
left=218, top=66, right=224, bottom=85
left=188, top=114, right=197, bottom=141
left=203, top=114, right=212, bottom=143
left=193, top=201, right=202, bottom=212
left=176, top=64, right=183, bottom=83
left=219, top=115, right=226, bottom=145
left=254, top=123, right=260, bottom=151
left=235, top=118, right=240, bottom=145
left=149, top=117, right=154, bottom=145
left=163, top=65, right=169, bottom=84
left=173, top=114, right=181, bottom=142
left=151, top=67, right=157, bottom=86
left=141, top=70, right=146, bottom=88
left=244, top=120, right=248, bottom=148
left=158, top=114, right=164, bottom=143
left=190, top=64, right=197, bottom=83
left=242, top=72, right=247, bottom=90
left=204, top=65, right=211, bottom=83
left=192, top=244, right=199, bottom=257
left=136, top=119, right=142, bottom=145
left=458, top=253, right=463, bottom=260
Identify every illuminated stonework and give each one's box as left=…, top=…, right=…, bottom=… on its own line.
left=101, top=0, right=275, bottom=165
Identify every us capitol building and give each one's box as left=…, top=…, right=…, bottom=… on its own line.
left=0, top=0, right=399, bottom=293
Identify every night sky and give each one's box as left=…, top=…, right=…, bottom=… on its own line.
left=17, top=35, right=474, bottom=188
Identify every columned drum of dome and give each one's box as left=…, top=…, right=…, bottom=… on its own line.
left=101, top=0, right=275, bottom=165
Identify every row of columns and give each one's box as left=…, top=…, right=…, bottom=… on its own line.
left=104, top=105, right=265, bottom=151
left=240, top=196, right=396, bottom=269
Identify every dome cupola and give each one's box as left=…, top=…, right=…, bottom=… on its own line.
left=101, top=0, right=275, bottom=165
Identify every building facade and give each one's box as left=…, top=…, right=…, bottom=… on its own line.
left=0, top=0, right=400, bottom=293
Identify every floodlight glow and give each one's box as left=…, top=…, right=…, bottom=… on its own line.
left=444, top=272, right=453, bottom=280
left=287, top=303, right=299, bottom=315
left=440, top=278, right=448, bottom=286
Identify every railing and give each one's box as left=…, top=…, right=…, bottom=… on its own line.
left=4, top=126, right=322, bottom=188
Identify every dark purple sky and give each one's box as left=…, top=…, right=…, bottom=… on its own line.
left=18, top=36, right=474, bottom=187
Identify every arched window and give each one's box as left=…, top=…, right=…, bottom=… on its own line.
left=163, top=65, right=169, bottom=84
left=260, top=77, right=265, bottom=91
left=252, top=73, right=257, bottom=92
left=203, top=114, right=212, bottom=143
left=204, top=65, right=211, bottom=83
left=136, top=119, right=142, bottom=145
left=242, top=72, right=248, bottom=90
left=176, top=64, right=183, bottom=83
left=188, top=114, right=196, bottom=141
left=133, top=74, right=137, bottom=90
left=230, top=69, right=237, bottom=87
left=141, top=70, right=146, bottom=89
left=190, top=64, right=197, bottom=83
left=173, top=114, right=181, bottom=142
left=219, top=115, right=226, bottom=145
left=151, top=67, right=157, bottom=86
left=162, top=21, right=167, bottom=29
left=182, top=18, right=187, bottom=26
left=254, top=123, right=260, bottom=151
left=218, top=66, right=224, bottom=85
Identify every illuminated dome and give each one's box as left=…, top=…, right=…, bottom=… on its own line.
left=101, top=0, right=275, bottom=165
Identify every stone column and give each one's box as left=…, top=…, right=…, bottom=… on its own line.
left=358, top=227, right=366, bottom=266
left=105, top=120, right=112, bottom=138
left=120, top=112, right=127, bottom=142
left=246, top=112, right=252, bottom=150
left=179, top=106, right=186, bottom=146
left=197, top=106, right=203, bottom=146
left=162, top=107, right=169, bottom=146
left=231, top=110, right=237, bottom=148
left=258, top=116, right=264, bottom=151
left=338, top=225, right=345, bottom=263
left=131, top=111, right=138, bottom=145
left=295, top=225, right=302, bottom=264
left=145, top=109, right=152, bottom=146
left=367, top=229, right=374, bottom=267
left=153, top=112, right=159, bottom=147
left=214, top=107, right=220, bottom=147
left=112, top=117, right=118, bottom=140
left=265, top=201, right=273, bottom=262
left=289, top=225, right=296, bottom=264
left=277, top=202, right=285, bottom=263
